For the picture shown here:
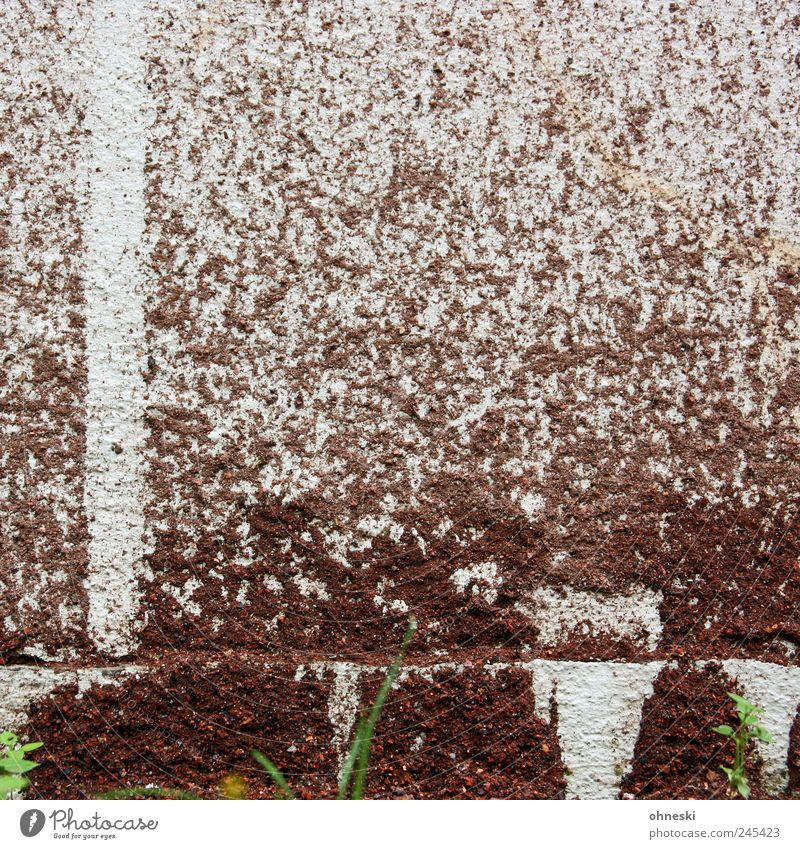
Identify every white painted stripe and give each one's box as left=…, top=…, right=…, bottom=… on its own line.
left=518, top=584, right=664, bottom=652
left=722, top=660, right=800, bottom=795
left=528, top=660, right=665, bottom=799
left=3, top=660, right=798, bottom=798
left=322, top=662, right=363, bottom=776
left=81, top=1, right=150, bottom=656
left=0, top=666, right=142, bottom=733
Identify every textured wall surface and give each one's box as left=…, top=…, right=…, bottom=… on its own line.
left=1, top=0, right=799, bottom=799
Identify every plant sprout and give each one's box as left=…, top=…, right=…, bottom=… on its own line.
left=713, top=692, right=773, bottom=799
left=0, top=731, right=43, bottom=800
left=252, top=614, right=417, bottom=800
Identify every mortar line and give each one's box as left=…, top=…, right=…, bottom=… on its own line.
left=81, top=0, right=150, bottom=658
left=0, top=656, right=792, bottom=671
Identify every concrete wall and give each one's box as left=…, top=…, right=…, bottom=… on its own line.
left=1, top=0, right=799, bottom=798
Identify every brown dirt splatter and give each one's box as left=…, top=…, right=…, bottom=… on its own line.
left=621, top=662, right=773, bottom=799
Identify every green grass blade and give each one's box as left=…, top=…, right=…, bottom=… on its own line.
left=250, top=749, right=296, bottom=800
left=95, top=786, right=200, bottom=800
left=351, top=615, right=417, bottom=800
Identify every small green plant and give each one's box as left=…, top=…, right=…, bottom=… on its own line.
left=713, top=692, right=773, bottom=799
left=97, top=615, right=417, bottom=800
left=0, top=731, right=43, bottom=799
left=252, top=614, right=417, bottom=799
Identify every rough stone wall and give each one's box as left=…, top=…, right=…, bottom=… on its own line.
left=1, top=0, right=799, bottom=799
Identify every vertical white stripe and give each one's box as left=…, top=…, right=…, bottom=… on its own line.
left=82, top=0, right=149, bottom=657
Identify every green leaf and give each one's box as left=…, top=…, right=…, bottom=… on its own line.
left=0, top=756, right=38, bottom=774
left=20, top=742, right=44, bottom=753
left=753, top=726, right=774, bottom=743
left=728, top=692, right=756, bottom=716
left=351, top=615, right=416, bottom=800
left=734, top=774, right=750, bottom=799
left=713, top=724, right=734, bottom=737
left=0, top=732, right=17, bottom=748
left=250, top=749, right=295, bottom=800
left=0, top=774, right=28, bottom=798
left=721, top=766, right=734, bottom=779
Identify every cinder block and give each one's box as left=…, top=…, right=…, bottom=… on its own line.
left=0, top=1, right=92, bottom=660
left=1, top=0, right=799, bottom=799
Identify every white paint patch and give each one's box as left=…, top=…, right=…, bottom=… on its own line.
left=292, top=573, right=331, bottom=601
left=450, top=561, right=503, bottom=604
left=236, top=580, right=251, bottom=606
left=519, top=584, right=664, bottom=652
left=162, top=577, right=203, bottom=617
left=82, top=0, right=150, bottom=657
left=529, top=660, right=664, bottom=799
left=722, top=660, right=800, bottom=795
left=520, top=492, right=545, bottom=519
left=326, top=663, right=362, bottom=753
left=263, top=575, right=283, bottom=593
left=310, top=661, right=364, bottom=778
